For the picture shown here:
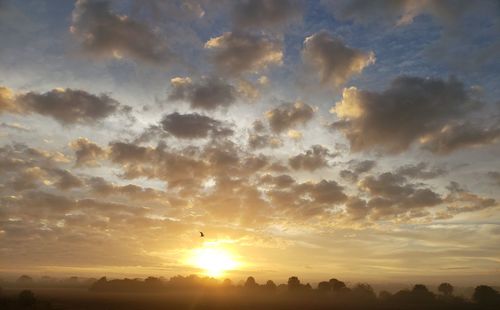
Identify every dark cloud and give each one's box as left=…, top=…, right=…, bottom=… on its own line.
left=0, top=144, right=70, bottom=173
left=52, top=169, right=84, bottom=191
left=396, top=162, right=447, bottom=179
left=232, top=0, right=301, bottom=28
left=248, top=120, right=283, bottom=149
left=321, top=0, right=483, bottom=26
left=436, top=182, right=498, bottom=219
left=5, top=166, right=46, bottom=191
left=340, top=160, right=376, bottom=182
left=108, top=142, right=209, bottom=190
left=108, top=142, right=153, bottom=164
left=331, top=76, right=493, bottom=153
left=168, top=76, right=237, bottom=110
left=205, top=31, right=282, bottom=75
left=133, top=125, right=170, bottom=144
left=1, top=86, right=128, bottom=126
left=296, top=180, right=347, bottom=205
left=266, top=101, right=315, bottom=133
left=0, top=144, right=81, bottom=193
left=421, top=122, right=500, bottom=154
left=259, top=174, right=295, bottom=188
left=71, top=0, right=173, bottom=64
left=345, top=197, right=369, bottom=221
left=321, top=0, right=500, bottom=72
left=17, top=88, right=126, bottom=125
left=487, top=171, right=500, bottom=186
left=267, top=179, right=347, bottom=220
left=302, top=31, right=375, bottom=87
left=70, top=138, right=107, bottom=166
left=359, top=172, right=442, bottom=219
left=87, top=176, right=174, bottom=203
left=289, top=145, right=333, bottom=171
left=131, top=0, right=205, bottom=21
left=160, top=112, right=233, bottom=139
left=248, top=133, right=283, bottom=149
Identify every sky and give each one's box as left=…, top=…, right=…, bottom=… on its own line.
left=1, top=0, right=500, bottom=285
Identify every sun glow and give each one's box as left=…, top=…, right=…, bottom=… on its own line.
left=189, top=243, right=238, bottom=277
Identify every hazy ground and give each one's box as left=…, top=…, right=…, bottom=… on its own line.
left=0, top=286, right=497, bottom=310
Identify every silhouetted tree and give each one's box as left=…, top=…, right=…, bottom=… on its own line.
left=473, top=285, right=499, bottom=306
left=411, top=284, right=435, bottom=303
left=438, top=282, right=453, bottom=296
left=90, top=276, right=108, bottom=291
left=287, top=276, right=301, bottom=291
left=16, top=275, right=33, bottom=286
left=40, top=276, right=56, bottom=285
left=222, top=278, right=233, bottom=287
left=265, top=280, right=277, bottom=291
left=378, top=290, right=392, bottom=301
left=144, top=276, right=163, bottom=290
left=244, top=276, right=258, bottom=289
left=317, top=281, right=331, bottom=292
left=352, top=283, right=376, bottom=300
left=18, top=290, right=36, bottom=307
left=412, top=284, right=429, bottom=293
left=329, top=278, right=346, bottom=292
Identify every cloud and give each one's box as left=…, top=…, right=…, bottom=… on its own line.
left=0, top=122, right=31, bottom=132
left=487, top=171, right=500, bottom=186
left=247, top=120, right=283, bottom=149
left=1, top=86, right=128, bottom=125
left=340, top=159, right=376, bottom=182
left=297, top=180, right=348, bottom=205
left=237, top=78, right=266, bottom=101
left=168, top=76, right=237, bottom=110
left=108, top=142, right=210, bottom=189
left=0, top=144, right=70, bottom=175
left=52, top=169, right=84, bottom=191
left=420, top=122, right=500, bottom=154
left=436, top=182, right=497, bottom=219
left=71, top=0, right=173, bottom=64
left=359, top=172, right=442, bottom=219
left=160, top=112, right=233, bottom=139
left=20, top=88, right=127, bottom=125
left=287, top=129, right=303, bottom=140
left=267, top=179, right=348, bottom=219
left=0, top=86, right=19, bottom=114
left=0, top=144, right=80, bottom=193
left=345, top=197, right=369, bottom=221
left=205, top=32, right=283, bottom=75
left=108, top=142, right=154, bottom=164
left=289, top=145, right=333, bottom=171
left=259, top=174, right=295, bottom=188
left=131, top=0, right=205, bottom=21
left=266, top=101, right=315, bottom=133
left=321, top=0, right=481, bottom=26
left=321, top=1, right=500, bottom=73
left=396, top=162, right=447, bottom=179
left=331, top=76, right=492, bottom=153
left=248, top=133, right=283, bottom=149
left=302, top=31, right=375, bottom=88
left=5, top=166, right=47, bottom=191
left=232, top=0, right=301, bottom=28
left=87, top=176, right=173, bottom=203
left=69, top=137, right=107, bottom=166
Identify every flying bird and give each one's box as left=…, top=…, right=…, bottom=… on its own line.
left=200, top=231, right=204, bottom=237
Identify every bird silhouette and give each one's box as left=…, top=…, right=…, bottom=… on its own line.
left=200, top=231, right=204, bottom=237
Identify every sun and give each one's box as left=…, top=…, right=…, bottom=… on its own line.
left=189, top=244, right=238, bottom=277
